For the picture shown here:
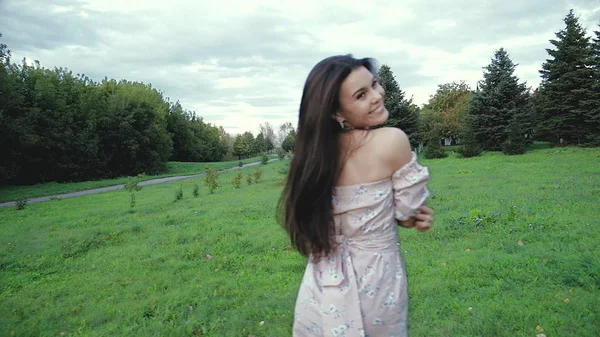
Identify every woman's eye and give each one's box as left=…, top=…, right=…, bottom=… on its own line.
left=357, top=92, right=365, bottom=99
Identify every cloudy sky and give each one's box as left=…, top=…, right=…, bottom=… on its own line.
left=1, top=0, right=599, bottom=135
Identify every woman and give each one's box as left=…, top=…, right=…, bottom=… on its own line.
left=278, top=55, right=434, bottom=337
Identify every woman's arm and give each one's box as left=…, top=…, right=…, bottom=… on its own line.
left=397, top=205, right=434, bottom=232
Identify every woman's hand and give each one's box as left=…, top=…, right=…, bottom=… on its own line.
left=398, top=205, right=434, bottom=232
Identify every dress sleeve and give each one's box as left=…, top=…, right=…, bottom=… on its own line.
left=392, top=152, right=430, bottom=221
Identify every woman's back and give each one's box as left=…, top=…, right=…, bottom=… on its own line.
left=336, top=127, right=413, bottom=188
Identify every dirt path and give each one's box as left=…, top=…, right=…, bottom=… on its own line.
left=0, top=159, right=278, bottom=209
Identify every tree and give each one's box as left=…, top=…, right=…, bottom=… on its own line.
left=0, top=35, right=233, bottom=185
left=232, top=135, right=245, bottom=160
left=166, top=101, right=195, bottom=161
left=377, top=64, right=421, bottom=148
left=467, top=48, right=531, bottom=151
left=254, top=132, right=266, bottom=154
left=277, top=122, right=294, bottom=149
left=585, top=23, right=600, bottom=145
left=0, top=34, right=23, bottom=183
left=422, top=128, right=447, bottom=159
left=536, top=10, right=597, bottom=146
left=259, top=122, right=276, bottom=152
left=420, top=81, right=472, bottom=145
left=264, top=137, right=274, bottom=152
left=456, top=117, right=483, bottom=158
left=281, top=129, right=296, bottom=153
left=233, top=132, right=255, bottom=159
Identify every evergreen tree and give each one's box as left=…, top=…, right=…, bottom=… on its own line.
left=467, top=48, right=530, bottom=151
left=456, top=116, right=483, bottom=158
left=585, top=23, right=600, bottom=145
left=232, top=135, right=245, bottom=160
left=377, top=64, right=421, bottom=148
left=253, top=132, right=266, bottom=154
left=281, top=129, right=296, bottom=153
left=502, top=119, right=528, bottom=155
left=536, top=10, right=596, bottom=145
left=422, top=128, right=447, bottom=159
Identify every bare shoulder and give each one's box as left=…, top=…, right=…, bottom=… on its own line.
left=369, top=127, right=413, bottom=172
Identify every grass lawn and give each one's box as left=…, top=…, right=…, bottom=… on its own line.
left=0, top=147, right=598, bottom=336
left=0, top=154, right=279, bottom=203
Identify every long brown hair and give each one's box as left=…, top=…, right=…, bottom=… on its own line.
left=277, top=55, right=378, bottom=258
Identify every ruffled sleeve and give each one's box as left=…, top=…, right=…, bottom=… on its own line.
left=392, top=151, right=430, bottom=221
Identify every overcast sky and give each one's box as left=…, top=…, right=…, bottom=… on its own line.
left=1, top=0, right=599, bottom=135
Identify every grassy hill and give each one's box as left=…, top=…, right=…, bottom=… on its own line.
left=0, top=147, right=598, bottom=336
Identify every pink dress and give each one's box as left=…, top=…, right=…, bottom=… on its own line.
left=293, top=152, right=430, bottom=337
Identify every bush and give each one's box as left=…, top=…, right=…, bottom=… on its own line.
left=502, top=140, right=527, bottom=155
left=193, top=184, right=199, bottom=197
left=278, top=163, right=290, bottom=176
left=502, top=122, right=528, bottom=155
left=423, top=144, right=447, bottom=159
left=251, top=168, right=263, bottom=183
left=15, top=198, right=27, bottom=210
left=174, top=186, right=183, bottom=201
left=457, top=144, right=483, bottom=158
left=457, top=124, right=482, bottom=158
left=125, top=175, right=144, bottom=208
left=204, top=167, right=220, bottom=194
left=276, top=148, right=287, bottom=160
left=261, top=154, right=269, bottom=165
left=231, top=171, right=243, bottom=189
left=246, top=174, right=253, bottom=185
left=423, top=134, right=447, bottom=159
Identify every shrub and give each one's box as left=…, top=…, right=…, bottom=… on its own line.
left=457, top=123, right=482, bottom=158
left=276, top=148, right=287, bottom=160
left=204, top=167, right=220, bottom=194
left=231, top=171, right=243, bottom=189
left=261, top=154, right=269, bottom=165
left=174, top=186, right=183, bottom=201
left=252, top=168, right=263, bottom=184
left=15, top=198, right=27, bottom=210
left=502, top=123, right=528, bottom=155
left=278, top=163, right=290, bottom=176
left=125, top=176, right=143, bottom=208
left=423, top=134, right=447, bottom=159
left=457, top=143, right=483, bottom=158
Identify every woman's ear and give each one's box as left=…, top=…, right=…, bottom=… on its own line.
left=332, top=112, right=344, bottom=124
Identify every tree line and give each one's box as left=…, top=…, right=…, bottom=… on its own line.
left=0, top=35, right=298, bottom=185
left=377, top=10, right=599, bottom=158
left=1, top=10, right=597, bottom=185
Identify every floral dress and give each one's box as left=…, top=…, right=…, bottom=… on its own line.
left=293, top=152, right=430, bottom=337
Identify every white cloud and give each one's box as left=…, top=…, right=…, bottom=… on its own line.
left=1, top=0, right=599, bottom=135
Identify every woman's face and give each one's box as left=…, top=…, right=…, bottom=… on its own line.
left=336, top=66, right=388, bottom=128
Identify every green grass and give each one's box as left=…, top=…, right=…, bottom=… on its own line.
left=0, top=154, right=278, bottom=203
left=1, top=147, right=598, bottom=336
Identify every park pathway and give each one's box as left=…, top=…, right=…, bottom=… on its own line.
left=0, top=159, right=278, bottom=208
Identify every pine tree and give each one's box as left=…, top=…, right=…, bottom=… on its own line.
left=502, top=119, right=528, bottom=155
left=423, top=128, right=447, bottom=159
left=377, top=64, right=420, bottom=148
left=536, top=10, right=596, bottom=146
left=456, top=116, right=483, bottom=158
left=585, top=23, right=600, bottom=145
left=467, top=48, right=530, bottom=151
